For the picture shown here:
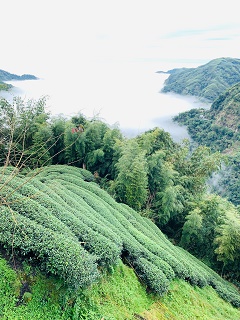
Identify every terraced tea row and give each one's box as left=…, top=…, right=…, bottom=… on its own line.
left=0, top=165, right=239, bottom=306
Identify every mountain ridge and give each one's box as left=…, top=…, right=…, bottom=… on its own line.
left=159, top=57, right=240, bottom=102
left=0, top=69, right=38, bottom=81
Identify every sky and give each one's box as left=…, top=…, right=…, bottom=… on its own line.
left=1, top=0, right=240, bottom=78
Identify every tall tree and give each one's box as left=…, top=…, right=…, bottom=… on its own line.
left=113, top=139, right=148, bottom=211
left=50, top=116, right=67, bottom=165
left=0, top=96, right=51, bottom=169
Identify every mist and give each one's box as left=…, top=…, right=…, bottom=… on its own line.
left=2, top=61, right=211, bottom=142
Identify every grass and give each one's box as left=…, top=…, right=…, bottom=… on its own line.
left=154, top=279, right=240, bottom=320
left=1, top=257, right=239, bottom=320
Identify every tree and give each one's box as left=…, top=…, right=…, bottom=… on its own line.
left=137, top=127, right=175, bottom=156
left=100, top=127, right=123, bottom=179
left=180, top=208, right=203, bottom=252
left=0, top=96, right=51, bottom=169
left=113, top=139, right=148, bottom=211
left=173, top=145, right=224, bottom=196
left=215, top=204, right=240, bottom=280
left=63, top=121, right=85, bottom=167
left=50, top=116, right=67, bottom=165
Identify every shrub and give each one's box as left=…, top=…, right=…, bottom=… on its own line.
left=134, top=257, right=169, bottom=296
left=214, top=281, right=240, bottom=308
left=147, top=252, right=175, bottom=280
left=0, top=207, right=99, bottom=290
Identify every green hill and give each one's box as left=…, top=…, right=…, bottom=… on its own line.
left=0, top=165, right=239, bottom=318
left=159, top=57, right=240, bottom=102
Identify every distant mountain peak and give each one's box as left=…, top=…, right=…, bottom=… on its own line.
left=0, top=69, right=38, bottom=82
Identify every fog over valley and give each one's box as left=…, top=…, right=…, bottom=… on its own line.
left=3, top=62, right=210, bottom=141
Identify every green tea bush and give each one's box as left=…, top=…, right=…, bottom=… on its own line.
left=43, top=182, right=124, bottom=245
left=122, top=234, right=150, bottom=261
left=26, top=180, right=123, bottom=251
left=82, top=230, right=122, bottom=267
left=0, top=207, right=99, bottom=289
left=155, top=248, right=188, bottom=279
left=1, top=186, right=76, bottom=241
left=134, top=257, right=169, bottom=296
left=214, top=281, right=240, bottom=308
left=141, top=216, right=173, bottom=246
left=1, top=165, right=240, bottom=307
left=147, top=252, right=175, bottom=280
left=58, top=182, right=123, bottom=230
left=29, top=175, right=123, bottom=267
left=176, top=247, right=216, bottom=286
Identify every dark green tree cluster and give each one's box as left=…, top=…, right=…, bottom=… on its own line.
left=0, top=97, right=123, bottom=176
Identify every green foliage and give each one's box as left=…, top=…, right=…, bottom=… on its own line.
left=0, top=207, right=99, bottom=290
left=215, top=211, right=240, bottom=280
left=213, top=151, right=240, bottom=206
left=180, top=195, right=240, bottom=283
left=49, top=116, right=67, bottom=165
left=0, top=164, right=239, bottom=309
left=113, top=140, right=148, bottom=210
left=0, top=91, right=239, bottom=307
left=160, top=279, right=240, bottom=320
left=0, top=258, right=20, bottom=314
left=0, top=96, right=52, bottom=169
left=137, top=127, right=176, bottom=156
left=134, top=257, right=170, bottom=296
left=0, top=81, right=12, bottom=91
left=162, top=57, right=240, bottom=102
left=180, top=208, right=203, bottom=249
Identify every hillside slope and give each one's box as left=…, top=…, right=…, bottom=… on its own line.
left=174, top=82, right=240, bottom=152
left=210, top=82, right=240, bottom=131
left=0, top=164, right=239, bottom=313
left=173, top=83, right=240, bottom=205
left=1, top=258, right=240, bottom=319
left=159, top=57, right=240, bottom=101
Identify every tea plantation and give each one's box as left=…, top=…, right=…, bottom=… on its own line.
left=0, top=165, right=240, bottom=314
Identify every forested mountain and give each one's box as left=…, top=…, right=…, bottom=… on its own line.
left=173, top=82, right=240, bottom=205
left=0, top=69, right=37, bottom=81
left=0, top=68, right=38, bottom=91
left=159, top=57, right=240, bottom=101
